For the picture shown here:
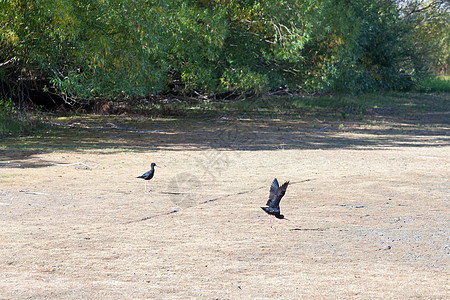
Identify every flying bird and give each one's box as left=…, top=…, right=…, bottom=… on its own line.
left=138, top=163, right=158, bottom=193
left=261, top=178, right=289, bottom=227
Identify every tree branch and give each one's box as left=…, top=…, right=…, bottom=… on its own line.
left=0, top=57, right=15, bottom=67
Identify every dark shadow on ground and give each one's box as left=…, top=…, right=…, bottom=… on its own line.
left=1, top=95, right=449, bottom=168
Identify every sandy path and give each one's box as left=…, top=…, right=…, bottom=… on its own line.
left=0, top=115, right=449, bottom=298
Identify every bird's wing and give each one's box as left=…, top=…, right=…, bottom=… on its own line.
left=267, top=178, right=279, bottom=204
left=267, top=181, right=289, bottom=208
left=138, top=170, right=150, bottom=178
left=266, top=178, right=280, bottom=206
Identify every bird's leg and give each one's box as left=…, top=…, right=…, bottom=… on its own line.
left=269, top=216, right=276, bottom=231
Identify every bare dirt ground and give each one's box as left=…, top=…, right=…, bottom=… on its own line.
left=0, top=105, right=449, bottom=298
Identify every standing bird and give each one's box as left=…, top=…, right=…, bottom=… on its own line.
left=137, top=163, right=158, bottom=193
left=261, top=178, right=289, bottom=227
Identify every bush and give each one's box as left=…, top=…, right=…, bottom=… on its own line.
left=0, top=97, right=42, bottom=135
left=416, top=76, right=450, bottom=93
left=0, top=0, right=448, bottom=105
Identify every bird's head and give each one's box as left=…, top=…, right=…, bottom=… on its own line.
left=275, top=214, right=285, bottom=219
left=151, top=163, right=157, bottom=168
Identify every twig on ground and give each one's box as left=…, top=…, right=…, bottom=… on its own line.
left=50, top=162, right=100, bottom=169
left=19, top=190, right=49, bottom=195
left=124, top=178, right=316, bottom=224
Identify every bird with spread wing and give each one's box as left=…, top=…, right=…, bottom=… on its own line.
left=261, top=178, right=289, bottom=227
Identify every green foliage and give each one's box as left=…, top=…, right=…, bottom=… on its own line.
left=416, top=76, right=450, bottom=92
left=0, top=96, right=14, bottom=115
left=400, top=0, right=450, bottom=77
left=0, top=96, right=40, bottom=135
left=318, top=1, right=416, bottom=92
left=0, top=0, right=448, bottom=105
left=0, top=114, right=27, bottom=135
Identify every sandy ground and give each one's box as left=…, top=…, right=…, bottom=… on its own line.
left=0, top=111, right=449, bottom=299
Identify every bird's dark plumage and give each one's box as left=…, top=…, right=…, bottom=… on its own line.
left=138, top=163, right=157, bottom=193
left=138, top=163, right=157, bottom=180
left=261, top=178, right=289, bottom=219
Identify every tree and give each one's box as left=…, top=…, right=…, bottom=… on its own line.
left=1, top=0, right=448, bottom=109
